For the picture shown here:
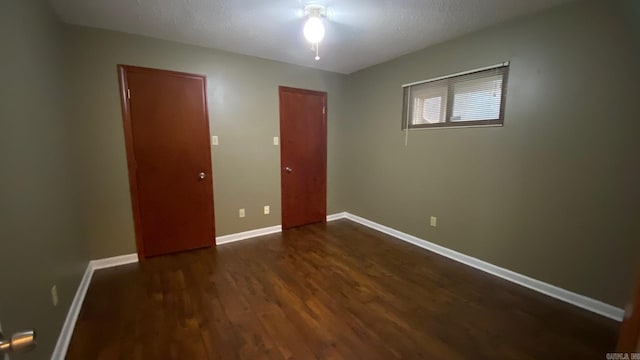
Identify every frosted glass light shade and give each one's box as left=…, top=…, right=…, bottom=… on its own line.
left=303, top=16, right=325, bottom=43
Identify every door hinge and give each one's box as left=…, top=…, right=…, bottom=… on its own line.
left=322, top=106, right=326, bottom=115
left=127, top=88, right=131, bottom=99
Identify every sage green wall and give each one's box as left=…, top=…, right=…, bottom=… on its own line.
left=66, top=27, right=348, bottom=259
left=340, top=0, right=640, bottom=307
left=617, top=0, right=640, bottom=62
left=0, top=1, right=89, bottom=359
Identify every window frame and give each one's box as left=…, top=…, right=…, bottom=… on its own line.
left=402, top=65, right=509, bottom=130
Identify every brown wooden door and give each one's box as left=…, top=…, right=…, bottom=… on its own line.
left=118, top=65, right=215, bottom=258
left=279, top=86, right=327, bottom=229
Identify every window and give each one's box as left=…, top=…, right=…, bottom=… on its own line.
left=402, top=64, right=509, bottom=129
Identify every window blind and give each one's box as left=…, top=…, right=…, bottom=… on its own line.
left=402, top=64, right=509, bottom=130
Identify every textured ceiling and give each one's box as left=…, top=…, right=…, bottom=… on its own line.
left=50, top=0, right=573, bottom=74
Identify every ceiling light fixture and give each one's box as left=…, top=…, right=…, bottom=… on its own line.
left=303, top=4, right=326, bottom=61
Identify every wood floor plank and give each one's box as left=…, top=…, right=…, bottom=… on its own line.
left=66, top=220, right=618, bottom=359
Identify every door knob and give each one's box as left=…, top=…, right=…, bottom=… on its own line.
left=0, top=330, right=37, bottom=355
left=284, top=167, right=293, bottom=173
left=198, top=172, right=206, bottom=179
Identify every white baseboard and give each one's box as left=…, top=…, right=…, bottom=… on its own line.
left=50, top=262, right=93, bottom=359
left=90, top=253, right=139, bottom=270
left=327, top=212, right=348, bottom=221
left=342, top=212, right=624, bottom=321
left=215, top=214, right=346, bottom=245
left=51, top=253, right=139, bottom=360
left=216, top=225, right=283, bottom=245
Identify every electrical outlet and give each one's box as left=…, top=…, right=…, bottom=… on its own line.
left=264, top=205, right=270, bottom=215
left=51, top=285, right=59, bottom=306
left=211, top=135, right=219, bottom=146
left=430, top=216, right=437, bottom=227
left=273, top=137, right=279, bottom=145
left=239, top=208, right=245, bottom=218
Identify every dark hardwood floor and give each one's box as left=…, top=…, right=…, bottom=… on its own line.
left=66, top=220, right=618, bottom=359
